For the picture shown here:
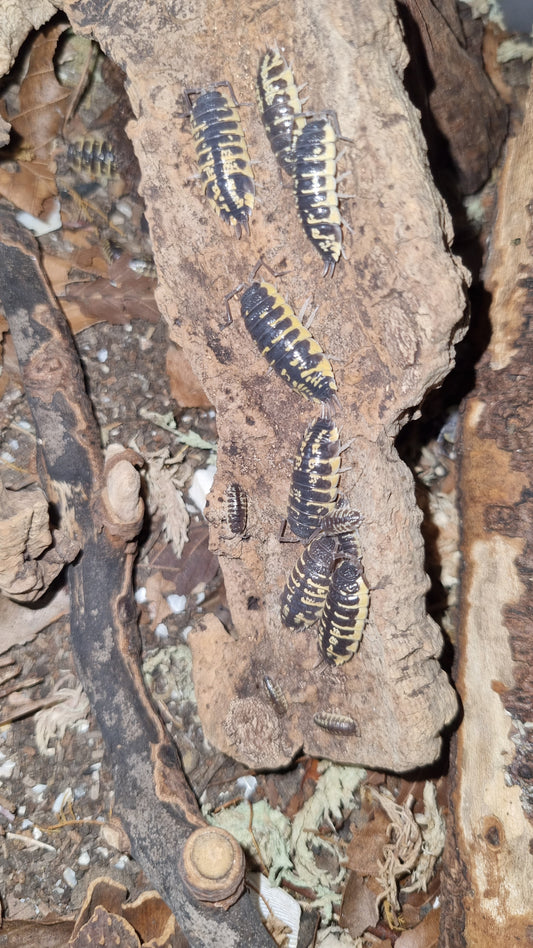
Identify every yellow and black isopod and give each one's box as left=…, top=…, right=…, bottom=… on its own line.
left=257, top=46, right=305, bottom=175
left=318, top=559, right=369, bottom=665
left=232, top=280, right=337, bottom=403
left=281, top=535, right=337, bottom=629
left=185, top=81, right=254, bottom=238
left=67, top=139, right=117, bottom=177
left=287, top=416, right=341, bottom=539
left=293, top=112, right=345, bottom=277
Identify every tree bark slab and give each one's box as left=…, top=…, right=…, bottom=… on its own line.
left=58, top=0, right=465, bottom=771
left=440, top=66, right=533, bottom=948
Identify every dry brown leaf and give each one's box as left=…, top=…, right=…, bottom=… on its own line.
left=0, top=21, right=71, bottom=217
left=144, top=570, right=176, bottom=629
left=167, top=342, right=212, bottom=409
left=394, top=908, right=441, bottom=948
left=171, top=521, right=219, bottom=596
left=338, top=871, right=380, bottom=939
left=345, top=809, right=391, bottom=877
left=0, top=585, right=70, bottom=654
left=65, top=270, right=159, bottom=324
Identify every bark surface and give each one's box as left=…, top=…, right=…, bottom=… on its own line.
left=440, top=66, right=533, bottom=948
left=54, top=0, right=466, bottom=771
left=0, top=210, right=271, bottom=947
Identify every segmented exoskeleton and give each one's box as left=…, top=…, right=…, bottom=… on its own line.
left=318, top=559, right=369, bottom=665
left=67, top=139, right=117, bottom=177
left=263, top=675, right=288, bottom=716
left=185, top=81, right=254, bottom=237
left=281, top=535, right=337, bottom=628
left=313, top=710, right=358, bottom=735
left=227, top=278, right=337, bottom=403
left=225, top=482, right=248, bottom=538
left=287, top=416, right=341, bottom=539
left=256, top=46, right=305, bottom=174
left=293, top=112, right=345, bottom=276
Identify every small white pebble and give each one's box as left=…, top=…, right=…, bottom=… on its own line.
left=63, top=867, right=77, bottom=888
left=181, top=414, right=192, bottom=423
left=135, top=587, right=147, bottom=604
left=0, top=759, right=16, bottom=778
left=155, top=623, right=169, bottom=639
left=96, top=348, right=108, bottom=363
left=78, top=850, right=91, bottom=867
left=31, top=783, right=47, bottom=798
left=167, top=594, right=187, bottom=614
left=95, top=846, right=109, bottom=858
left=0, top=452, right=15, bottom=464
left=113, top=856, right=129, bottom=870
left=32, top=827, right=43, bottom=840
left=52, top=788, right=73, bottom=815
left=181, top=625, right=193, bottom=641
left=236, top=775, right=257, bottom=800
left=9, top=439, right=19, bottom=450
left=16, top=200, right=61, bottom=236
left=188, top=465, right=216, bottom=513
left=115, top=199, right=132, bottom=219
left=17, top=419, right=32, bottom=430
left=195, top=591, right=205, bottom=605
left=207, top=409, right=216, bottom=418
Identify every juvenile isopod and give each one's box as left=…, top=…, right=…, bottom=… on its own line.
left=313, top=709, right=358, bottom=735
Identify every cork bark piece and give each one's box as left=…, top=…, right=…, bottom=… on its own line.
left=440, top=68, right=533, bottom=948
left=59, top=0, right=466, bottom=771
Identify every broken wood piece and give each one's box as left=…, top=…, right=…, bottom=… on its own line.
left=440, top=61, right=533, bottom=948
left=400, top=0, right=507, bottom=194
left=0, top=478, right=79, bottom=602
left=55, top=0, right=464, bottom=773
left=180, top=826, right=246, bottom=909
left=0, top=208, right=271, bottom=947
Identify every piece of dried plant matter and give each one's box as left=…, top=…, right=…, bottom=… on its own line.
left=0, top=479, right=79, bottom=602
left=69, top=876, right=187, bottom=947
left=34, top=683, right=90, bottom=756
left=0, top=21, right=70, bottom=217
left=143, top=448, right=190, bottom=559
left=207, top=762, right=366, bottom=922
left=371, top=787, right=423, bottom=914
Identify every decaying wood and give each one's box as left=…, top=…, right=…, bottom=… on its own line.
left=440, top=67, right=533, bottom=948
left=0, top=479, right=79, bottom=602
left=69, top=877, right=188, bottom=947
left=57, top=0, right=465, bottom=772
left=0, top=211, right=272, bottom=948
left=399, top=0, right=507, bottom=194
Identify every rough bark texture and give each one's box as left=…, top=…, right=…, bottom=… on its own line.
left=0, top=211, right=272, bottom=948
left=440, top=68, right=533, bottom=948
left=54, top=0, right=465, bottom=772
left=399, top=0, right=507, bottom=194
